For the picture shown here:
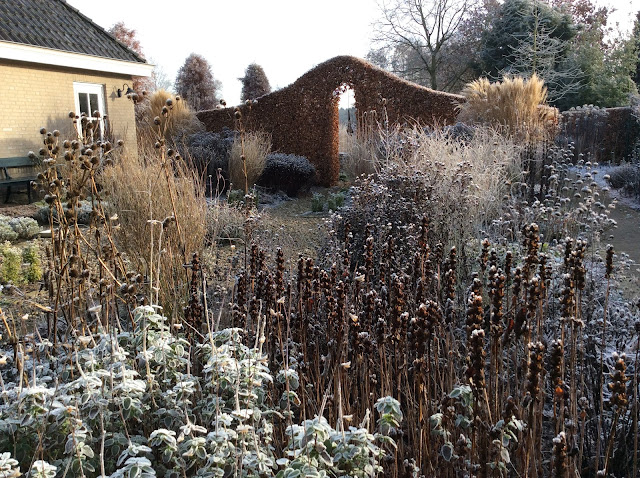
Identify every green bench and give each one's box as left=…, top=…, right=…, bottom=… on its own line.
left=0, top=156, right=40, bottom=203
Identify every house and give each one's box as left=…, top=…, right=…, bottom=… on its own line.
left=0, top=0, right=153, bottom=160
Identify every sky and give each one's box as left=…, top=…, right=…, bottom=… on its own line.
left=66, top=0, right=637, bottom=107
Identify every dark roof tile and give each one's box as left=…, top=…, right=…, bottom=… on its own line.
left=0, top=0, right=146, bottom=64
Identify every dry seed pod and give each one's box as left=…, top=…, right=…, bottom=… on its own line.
left=525, top=342, right=546, bottom=403
left=605, top=245, right=614, bottom=278
left=608, top=353, right=628, bottom=408
left=552, top=432, right=568, bottom=478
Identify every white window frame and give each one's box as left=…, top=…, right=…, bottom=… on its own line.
left=73, top=82, right=106, bottom=139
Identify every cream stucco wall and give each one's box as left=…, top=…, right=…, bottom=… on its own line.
left=0, top=60, right=138, bottom=158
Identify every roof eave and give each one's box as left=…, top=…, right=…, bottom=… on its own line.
left=0, top=41, right=154, bottom=77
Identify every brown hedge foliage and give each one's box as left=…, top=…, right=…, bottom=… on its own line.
left=197, top=55, right=463, bottom=186
left=560, top=106, right=640, bottom=163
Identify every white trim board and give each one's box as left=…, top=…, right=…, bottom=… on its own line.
left=0, top=41, right=154, bottom=77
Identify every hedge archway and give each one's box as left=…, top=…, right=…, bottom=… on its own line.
left=197, top=56, right=463, bottom=186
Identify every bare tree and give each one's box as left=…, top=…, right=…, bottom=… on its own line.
left=108, top=22, right=153, bottom=93
left=372, top=0, right=479, bottom=91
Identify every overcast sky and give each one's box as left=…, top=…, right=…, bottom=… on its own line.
left=67, top=0, right=637, bottom=107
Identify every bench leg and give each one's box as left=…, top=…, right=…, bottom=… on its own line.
left=4, top=186, right=10, bottom=203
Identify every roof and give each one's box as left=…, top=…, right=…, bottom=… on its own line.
left=0, top=0, right=146, bottom=64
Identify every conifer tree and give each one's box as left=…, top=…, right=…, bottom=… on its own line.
left=175, top=53, right=221, bottom=111
left=239, top=63, right=271, bottom=101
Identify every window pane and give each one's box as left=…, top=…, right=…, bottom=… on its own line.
left=78, top=93, right=89, bottom=116
left=89, top=94, right=99, bottom=116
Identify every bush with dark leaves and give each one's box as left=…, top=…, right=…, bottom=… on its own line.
left=257, top=153, right=316, bottom=196
left=181, top=128, right=236, bottom=194
left=606, top=163, right=640, bottom=199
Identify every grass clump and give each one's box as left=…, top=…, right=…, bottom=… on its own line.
left=228, top=131, right=270, bottom=192
left=311, top=192, right=325, bottom=212
left=457, top=74, right=558, bottom=142
left=333, top=126, right=522, bottom=263
left=101, top=148, right=207, bottom=315
left=136, top=89, right=203, bottom=146
left=339, top=123, right=379, bottom=179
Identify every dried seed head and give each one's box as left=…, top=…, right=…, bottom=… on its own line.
left=605, top=245, right=614, bottom=278
left=39, top=127, right=47, bottom=135
left=153, top=116, right=161, bottom=125
left=165, top=98, right=173, bottom=107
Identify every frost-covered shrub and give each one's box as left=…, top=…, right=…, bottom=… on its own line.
left=0, top=242, right=21, bottom=283
left=606, top=163, right=640, bottom=199
left=0, top=215, right=39, bottom=241
left=28, top=461, right=57, bottom=478
left=0, top=220, right=18, bottom=242
left=7, top=216, right=39, bottom=239
left=22, top=242, right=42, bottom=283
left=276, top=397, right=401, bottom=478
left=258, top=153, right=316, bottom=196
left=35, top=201, right=93, bottom=226
left=0, top=451, right=20, bottom=478
left=181, top=128, right=236, bottom=194
left=0, top=305, right=398, bottom=477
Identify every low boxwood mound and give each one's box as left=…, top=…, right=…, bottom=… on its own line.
left=258, top=153, right=316, bottom=196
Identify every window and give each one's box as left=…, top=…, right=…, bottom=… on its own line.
left=73, top=82, right=105, bottom=138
